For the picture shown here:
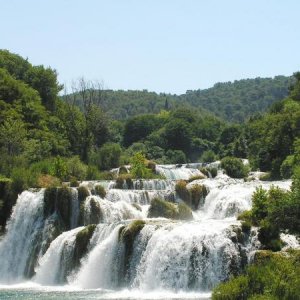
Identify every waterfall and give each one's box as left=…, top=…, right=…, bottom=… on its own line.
left=34, top=227, right=84, bottom=285
left=156, top=164, right=203, bottom=180
left=0, top=163, right=294, bottom=296
left=83, top=195, right=145, bottom=224
left=72, top=224, right=124, bottom=289
left=0, top=190, right=45, bottom=283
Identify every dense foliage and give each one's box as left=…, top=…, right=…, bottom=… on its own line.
left=245, top=74, right=300, bottom=178
left=212, top=250, right=300, bottom=300
left=221, top=157, right=249, bottom=178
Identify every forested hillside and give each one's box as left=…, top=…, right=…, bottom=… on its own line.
left=67, top=76, right=292, bottom=122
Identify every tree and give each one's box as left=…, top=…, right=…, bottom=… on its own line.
left=0, top=118, right=27, bottom=156
left=64, top=78, right=109, bottom=161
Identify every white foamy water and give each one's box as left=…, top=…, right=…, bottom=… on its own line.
left=0, top=190, right=45, bottom=283
left=35, top=227, right=84, bottom=285
left=0, top=162, right=295, bottom=298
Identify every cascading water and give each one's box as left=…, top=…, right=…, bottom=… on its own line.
left=0, top=190, right=45, bottom=282
left=0, top=164, right=294, bottom=299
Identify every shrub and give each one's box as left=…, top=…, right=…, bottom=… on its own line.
left=201, top=150, right=217, bottom=163
left=37, top=174, right=60, bottom=188
left=237, top=210, right=252, bottom=223
left=165, top=149, right=187, bottom=164
left=86, top=165, right=101, bottom=180
left=251, top=187, right=269, bottom=224
left=94, top=185, right=106, bottom=198
left=98, top=171, right=115, bottom=180
left=212, top=250, right=300, bottom=300
left=212, top=275, right=249, bottom=300
left=65, top=156, right=87, bottom=180
left=97, top=143, right=122, bottom=170
left=130, top=152, right=153, bottom=179
left=241, top=221, right=251, bottom=233
left=221, top=157, right=249, bottom=178
left=280, top=155, right=294, bottom=179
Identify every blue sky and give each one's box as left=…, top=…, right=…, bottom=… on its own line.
left=1, top=0, right=300, bottom=94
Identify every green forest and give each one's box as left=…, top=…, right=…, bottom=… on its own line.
left=0, top=49, right=300, bottom=298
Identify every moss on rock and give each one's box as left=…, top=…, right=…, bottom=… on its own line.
left=188, top=174, right=206, bottom=182
left=131, top=202, right=142, bottom=211
left=119, top=220, right=145, bottom=276
left=73, top=224, right=96, bottom=268
left=148, top=197, right=178, bottom=219
left=44, top=187, right=58, bottom=217
left=178, top=203, right=193, bottom=220
left=148, top=197, right=193, bottom=220
left=189, top=184, right=208, bottom=209
left=94, top=185, right=106, bottom=198
left=77, top=186, right=90, bottom=203
left=175, top=180, right=191, bottom=205
left=115, top=174, right=133, bottom=189
left=56, top=187, right=72, bottom=228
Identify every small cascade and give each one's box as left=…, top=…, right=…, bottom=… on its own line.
left=156, top=164, right=203, bottom=180
left=70, top=188, right=79, bottom=229
left=133, top=221, right=250, bottom=291
left=34, top=227, right=84, bottom=285
left=106, top=189, right=174, bottom=205
left=83, top=196, right=145, bottom=224
left=72, top=224, right=124, bottom=289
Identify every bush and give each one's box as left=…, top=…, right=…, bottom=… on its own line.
left=97, top=143, right=122, bottom=170
left=212, top=250, right=300, bottom=300
left=280, top=155, right=294, bottom=179
left=241, top=221, right=251, bottom=233
left=165, top=149, right=187, bottom=164
left=37, top=174, right=60, bottom=188
left=130, top=152, right=153, bottom=179
left=86, top=165, right=101, bottom=180
left=237, top=210, right=252, bottom=223
left=221, top=156, right=249, bottom=178
left=65, top=156, right=87, bottom=180
left=201, top=150, right=217, bottom=163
